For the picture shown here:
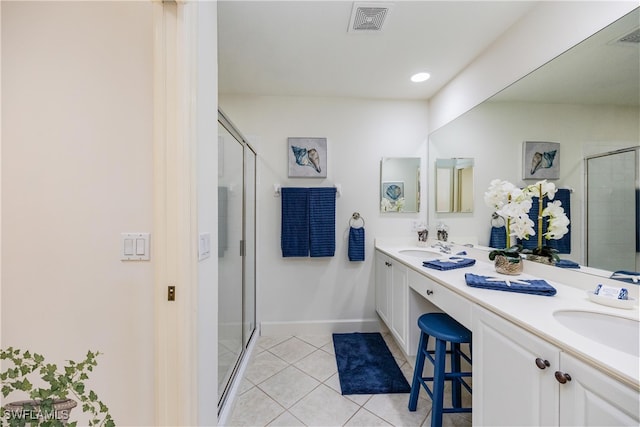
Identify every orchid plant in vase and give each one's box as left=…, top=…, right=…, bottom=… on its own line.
left=484, top=179, right=570, bottom=266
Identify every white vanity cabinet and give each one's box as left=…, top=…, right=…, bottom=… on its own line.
left=473, top=305, right=640, bottom=426
left=559, top=352, right=639, bottom=426
left=375, top=251, right=408, bottom=352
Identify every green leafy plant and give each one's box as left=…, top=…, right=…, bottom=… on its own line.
left=0, top=348, right=114, bottom=427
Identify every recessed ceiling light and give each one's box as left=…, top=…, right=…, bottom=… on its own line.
left=410, top=72, right=431, bottom=83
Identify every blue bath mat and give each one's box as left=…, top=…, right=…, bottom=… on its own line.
left=332, top=332, right=411, bottom=395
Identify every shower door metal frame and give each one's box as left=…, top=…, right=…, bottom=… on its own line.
left=217, top=109, right=257, bottom=413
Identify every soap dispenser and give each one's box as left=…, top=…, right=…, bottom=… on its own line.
left=417, top=225, right=429, bottom=247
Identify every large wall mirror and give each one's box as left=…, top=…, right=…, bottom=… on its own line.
left=436, top=158, right=474, bottom=213
left=429, top=8, right=639, bottom=273
left=380, top=157, right=420, bottom=213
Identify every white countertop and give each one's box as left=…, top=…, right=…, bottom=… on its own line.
left=375, top=239, right=640, bottom=390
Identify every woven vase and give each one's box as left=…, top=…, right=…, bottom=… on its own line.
left=494, top=254, right=523, bottom=275
left=526, top=254, right=555, bottom=265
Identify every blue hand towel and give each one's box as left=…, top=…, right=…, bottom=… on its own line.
left=520, top=189, right=571, bottom=254
left=556, top=259, right=580, bottom=269
left=489, top=226, right=507, bottom=249
left=281, top=187, right=309, bottom=257
left=465, top=273, right=557, bottom=296
left=309, top=187, right=336, bottom=257
left=423, top=257, right=476, bottom=271
left=348, top=226, right=365, bottom=261
left=609, top=270, right=640, bottom=284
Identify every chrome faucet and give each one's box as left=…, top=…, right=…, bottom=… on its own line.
left=431, top=241, right=452, bottom=254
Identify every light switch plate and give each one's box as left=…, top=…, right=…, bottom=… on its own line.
left=121, top=233, right=150, bottom=261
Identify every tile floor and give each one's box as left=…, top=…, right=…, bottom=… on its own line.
left=226, top=333, right=472, bottom=427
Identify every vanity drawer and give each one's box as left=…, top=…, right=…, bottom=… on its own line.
left=408, top=269, right=472, bottom=329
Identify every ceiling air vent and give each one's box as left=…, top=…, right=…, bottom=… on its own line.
left=348, top=2, right=393, bottom=33
left=617, top=28, right=640, bottom=44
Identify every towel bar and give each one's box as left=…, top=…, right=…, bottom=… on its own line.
left=274, top=184, right=342, bottom=197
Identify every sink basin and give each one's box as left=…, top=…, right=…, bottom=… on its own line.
left=553, top=310, right=639, bottom=357
left=398, top=249, right=442, bottom=259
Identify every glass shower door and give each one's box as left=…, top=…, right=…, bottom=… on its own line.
left=586, top=148, right=639, bottom=271
left=217, top=122, right=244, bottom=400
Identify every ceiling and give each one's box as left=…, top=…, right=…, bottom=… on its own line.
left=218, top=1, right=538, bottom=101
left=490, top=7, right=640, bottom=106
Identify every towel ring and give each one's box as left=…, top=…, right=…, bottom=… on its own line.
left=350, top=212, right=365, bottom=228
left=491, top=212, right=505, bottom=228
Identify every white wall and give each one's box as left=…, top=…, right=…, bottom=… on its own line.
left=219, top=95, right=429, bottom=333
left=429, top=101, right=640, bottom=264
left=429, top=1, right=638, bottom=132
left=1, top=2, right=154, bottom=425
left=194, top=2, right=219, bottom=424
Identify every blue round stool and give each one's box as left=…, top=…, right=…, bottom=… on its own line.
left=408, top=313, right=472, bottom=426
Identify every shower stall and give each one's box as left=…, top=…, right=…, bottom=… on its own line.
left=217, top=110, right=256, bottom=413
left=585, top=146, right=640, bottom=271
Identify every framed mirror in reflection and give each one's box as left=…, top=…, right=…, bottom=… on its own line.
left=380, top=157, right=420, bottom=213
left=436, top=158, right=474, bottom=213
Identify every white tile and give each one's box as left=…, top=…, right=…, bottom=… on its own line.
left=294, top=349, right=338, bottom=382
left=245, top=351, right=289, bottom=385
left=259, top=366, right=321, bottom=409
left=289, top=384, right=360, bottom=427
left=237, top=377, right=255, bottom=395
left=325, top=373, right=372, bottom=406
left=423, top=410, right=472, bottom=427
left=267, top=411, right=306, bottom=427
left=227, top=386, right=285, bottom=427
left=259, top=335, right=291, bottom=351
left=269, top=337, right=317, bottom=364
left=297, top=334, right=332, bottom=348
left=364, top=393, right=430, bottom=427
left=321, top=340, right=336, bottom=355
left=345, top=408, right=393, bottom=426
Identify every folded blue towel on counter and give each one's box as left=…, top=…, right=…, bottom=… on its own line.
left=465, top=273, right=557, bottom=296
left=423, top=257, right=476, bottom=271
left=556, top=259, right=580, bottom=269
left=609, top=270, right=640, bottom=284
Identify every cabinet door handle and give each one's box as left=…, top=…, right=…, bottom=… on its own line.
left=426, top=290, right=433, bottom=295
left=554, top=371, right=572, bottom=384
left=535, top=358, right=550, bottom=369
left=385, top=261, right=392, bottom=267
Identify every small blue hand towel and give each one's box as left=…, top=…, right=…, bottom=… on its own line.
left=489, top=226, right=507, bottom=249
left=348, top=226, right=365, bottom=261
left=423, top=257, right=476, bottom=271
left=465, top=273, right=557, bottom=296
left=281, top=187, right=309, bottom=257
left=556, top=259, right=580, bottom=269
left=309, top=187, right=336, bottom=257
left=609, top=270, right=640, bottom=284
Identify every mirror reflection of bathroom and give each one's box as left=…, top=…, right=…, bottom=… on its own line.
left=435, top=158, right=474, bottom=213
left=380, top=157, right=421, bottom=213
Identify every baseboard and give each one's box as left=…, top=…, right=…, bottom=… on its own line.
left=260, top=318, right=386, bottom=336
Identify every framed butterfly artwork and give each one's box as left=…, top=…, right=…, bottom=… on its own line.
left=287, top=137, right=327, bottom=178
left=522, top=141, right=560, bottom=180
